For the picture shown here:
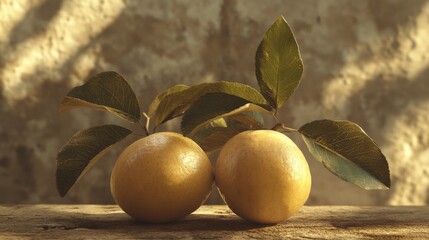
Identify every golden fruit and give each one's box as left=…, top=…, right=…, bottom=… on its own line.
left=111, top=132, right=213, bottom=223
left=215, top=130, right=311, bottom=224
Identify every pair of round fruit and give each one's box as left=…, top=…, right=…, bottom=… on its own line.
left=110, top=130, right=311, bottom=224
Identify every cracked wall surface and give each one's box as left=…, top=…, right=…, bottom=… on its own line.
left=1, top=0, right=428, bottom=205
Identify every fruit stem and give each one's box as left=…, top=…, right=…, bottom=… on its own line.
left=139, top=119, right=150, bottom=136
left=142, top=112, right=151, bottom=133
left=271, top=123, right=298, bottom=133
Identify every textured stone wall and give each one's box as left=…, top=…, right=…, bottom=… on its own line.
left=1, top=0, right=428, bottom=205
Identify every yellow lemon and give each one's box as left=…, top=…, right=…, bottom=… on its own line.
left=215, top=130, right=311, bottom=224
left=111, top=132, right=213, bottom=223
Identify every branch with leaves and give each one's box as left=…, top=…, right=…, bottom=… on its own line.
left=56, top=16, right=390, bottom=197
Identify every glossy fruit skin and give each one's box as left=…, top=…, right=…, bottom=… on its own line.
left=215, top=130, right=311, bottom=224
left=111, top=132, right=213, bottom=223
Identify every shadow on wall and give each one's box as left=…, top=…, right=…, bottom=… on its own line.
left=342, top=1, right=429, bottom=205
left=345, top=67, right=429, bottom=205
left=0, top=0, right=428, bottom=204
left=283, top=0, right=429, bottom=205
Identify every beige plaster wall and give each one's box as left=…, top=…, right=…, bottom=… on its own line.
left=0, top=0, right=428, bottom=205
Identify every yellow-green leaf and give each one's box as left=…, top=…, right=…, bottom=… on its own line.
left=255, top=16, right=303, bottom=109
left=155, top=81, right=270, bottom=127
left=181, top=92, right=271, bottom=136
left=60, top=71, right=141, bottom=122
left=191, top=126, right=242, bottom=153
left=147, top=84, right=189, bottom=117
left=299, top=119, right=390, bottom=190
left=227, top=112, right=264, bottom=130
left=190, top=112, right=264, bottom=152
left=56, top=125, right=132, bottom=197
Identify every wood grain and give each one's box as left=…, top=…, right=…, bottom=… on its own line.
left=0, top=205, right=428, bottom=239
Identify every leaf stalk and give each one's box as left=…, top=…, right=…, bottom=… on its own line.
left=271, top=123, right=298, bottom=133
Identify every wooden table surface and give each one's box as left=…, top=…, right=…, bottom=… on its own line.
left=0, top=205, right=428, bottom=239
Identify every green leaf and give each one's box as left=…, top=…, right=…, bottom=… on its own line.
left=60, top=71, right=141, bottom=122
left=147, top=84, right=189, bottom=117
left=154, top=81, right=270, bottom=127
left=56, top=125, right=132, bottom=197
left=190, top=112, right=264, bottom=153
left=202, top=118, right=228, bottom=129
left=227, top=112, right=264, bottom=130
left=192, top=126, right=242, bottom=153
left=255, top=16, right=303, bottom=109
left=181, top=92, right=271, bottom=136
left=190, top=116, right=254, bottom=153
left=298, top=119, right=390, bottom=190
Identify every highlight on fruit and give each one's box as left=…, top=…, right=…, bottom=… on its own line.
left=55, top=15, right=390, bottom=224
